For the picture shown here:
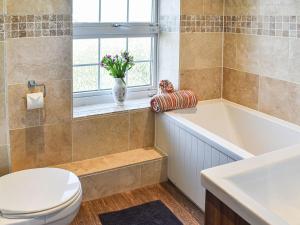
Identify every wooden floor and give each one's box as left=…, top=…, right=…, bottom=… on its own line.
left=72, top=181, right=204, bottom=225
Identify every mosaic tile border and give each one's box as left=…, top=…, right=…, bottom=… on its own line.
left=224, top=15, right=300, bottom=38
left=180, top=15, right=224, bottom=33
left=0, top=14, right=72, bottom=40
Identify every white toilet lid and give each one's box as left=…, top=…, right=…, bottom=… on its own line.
left=0, top=168, right=81, bottom=216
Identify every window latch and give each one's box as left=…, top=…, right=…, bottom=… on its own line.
left=112, top=24, right=121, bottom=28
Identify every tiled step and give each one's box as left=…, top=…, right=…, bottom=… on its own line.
left=55, top=148, right=168, bottom=201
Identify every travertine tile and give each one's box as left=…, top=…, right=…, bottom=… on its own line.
left=259, top=76, right=300, bottom=126
left=0, top=93, right=7, bottom=146
left=56, top=148, right=164, bottom=177
left=288, top=39, right=300, bottom=84
left=7, top=37, right=72, bottom=85
left=180, top=33, right=223, bottom=71
left=8, top=84, right=41, bottom=129
left=223, top=33, right=237, bottom=69
left=225, top=0, right=260, bottom=15
left=80, top=165, right=141, bottom=201
left=7, top=0, right=72, bottom=15
left=40, top=79, right=72, bottom=125
left=235, top=34, right=261, bottom=75
left=141, top=158, right=168, bottom=186
left=0, top=145, right=9, bottom=176
left=223, top=68, right=259, bottom=109
left=203, top=0, right=224, bottom=15
left=180, top=67, right=222, bottom=100
left=129, top=109, right=155, bottom=150
left=10, top=122, right=72, bottom=171
left=181, top=0, right=203, bottom=15
left=259, top=36, right=289, bottom=81
left=0, top=41, right=4, bottom=93
left=72, top=113, right=129, bottom=161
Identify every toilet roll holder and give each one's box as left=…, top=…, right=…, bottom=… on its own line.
left=28, top=80, right=46, bottom=97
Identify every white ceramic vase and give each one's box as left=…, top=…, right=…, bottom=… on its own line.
left=112, top=78, right=127, bottom=106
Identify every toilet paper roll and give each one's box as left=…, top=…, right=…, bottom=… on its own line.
left=27, top=92, right=44, bottom=110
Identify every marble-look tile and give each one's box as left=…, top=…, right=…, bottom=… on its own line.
left=56, top=148, right=164, bottom=177
left=180, top=33, right=223, bottom=71
left=223, top=33, right=237, bottom=69
left=259, top=76, right=300, bottom=126
left=8, top=84, right=40, bottom=130
left=223, top=68, right=259, bottom=109
left=10, top=122, right=72, bottom=171
left=80, top=165, right=142, bottom=201
left=0, top=93, right=7, bottom=146
left=180, top=67, right=222, bottom=100
left=72, top=113, right=129, bottom=161
left=141, top=159, right=168, bottom=186
left=260, top=0, right=300, bottom=15
left=160, top=0, right=180, bottom=17
left=225, top=0, right=260, bottom=15
left=259, top=36, right=289, bottom=81
left=7, top=37, right=72, bottom=85
left=235, top=34, right=261, bottom=75
left=0, top=145, right=9, bottom=176
left=203, top=0, right=224, bottom=15
left=40, top=79, right=72, bottom=125
left=181, top=0, right=203, bottom=15
left=7, top=0, right=72, bottom=15
left=129, top=109, right=155, bottom=150
left=288, top=39, right=300, bottom=84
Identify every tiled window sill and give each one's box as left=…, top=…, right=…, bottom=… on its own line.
left=73, top=98, right=152, bottom=118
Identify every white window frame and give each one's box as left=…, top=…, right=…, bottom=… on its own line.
left=73, top=0, right=159, bottom=106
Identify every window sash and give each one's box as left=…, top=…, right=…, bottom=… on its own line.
left=72, top=0, right=159, bottom=102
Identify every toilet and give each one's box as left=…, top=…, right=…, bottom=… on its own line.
left=0, top=168, right=82, bottom=225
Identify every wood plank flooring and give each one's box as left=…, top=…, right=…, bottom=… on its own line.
left=72, top=181, right=204, bottom=225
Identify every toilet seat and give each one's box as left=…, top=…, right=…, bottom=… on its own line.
left=0, top=168, right=81, bottom=220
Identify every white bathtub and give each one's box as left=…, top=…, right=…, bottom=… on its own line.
left=155, top=99, right=300, bottom=211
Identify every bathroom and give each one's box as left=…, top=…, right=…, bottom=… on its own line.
left=0, top=0, right=300, bottom=224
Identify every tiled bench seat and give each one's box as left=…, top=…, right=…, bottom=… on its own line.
left=55, top=148, right=168, bottom=201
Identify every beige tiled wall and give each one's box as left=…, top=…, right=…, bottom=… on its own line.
left=0, top=0, right=9, bottom=176
left=4, top=0, right=155, bottom=172
left=180, top=0, right=223, bottom=100
left=223, top=1, right=300, bottom=125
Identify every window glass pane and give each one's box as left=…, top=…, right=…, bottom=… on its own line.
left=129, top=0, right=152, bottom=22
left=73, top=66, right=99, bottom=92
left=73, top=39, right=99, bottom=65
left=100, top=68, right=114, bottom=89
left=128, top=37, right=151, bottom=61
left=127, top=62, right=151, bottom=87
left=100, top=38, right=126, bottom=58
left=73, top=0, right=99, bottom=22
left=101, top=0, right=127, bottom=22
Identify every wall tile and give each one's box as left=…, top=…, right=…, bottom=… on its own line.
left=223, top=68, right=259, bottom=109
left=0, top=93, right=7, bottom=146
left=225, top=0, right=259, bottom=15
left=72, top=113, right=129, bottom=161
left=7, top=0, right=72, bottom=15
left=260, top=1, right=300, bottom=15
left=40, top=79, right=72, bottom=125
left=141, top=159, right=168, bottom=186
left=0, top=145, right=9, bottom=176
left=8, top=84, right=40, bottom=130
left=259, top=36, right=289, bottom=81
left=129, top=109, right=155, bottom=150
left=223, top=33, right=237, bottom=69
left=235, top=34, right=261, bottom=75
left=180, top=67, right=222, bottom=100
left=203, top=0, right=224, bottom=15
left=80, top=165, right=141, bottom=201
left=7, top=37, right=72, bottom=85
left=288, top=39, right=300, bottom=84
left=10, top=122, right=72, bottom=171
left=181, top=0, right=204, bottom=15
left=180, top=33, right=223, bottom=71
left=259, top=76, right=300, bottom=125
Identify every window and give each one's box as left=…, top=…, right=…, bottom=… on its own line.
left=73, top=0, right=159, bottom=104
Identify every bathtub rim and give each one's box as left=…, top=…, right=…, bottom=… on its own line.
left=162, top=99, right=300, bottom=160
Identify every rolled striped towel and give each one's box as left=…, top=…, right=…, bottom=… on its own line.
left=151, top=90, right=198, bottom=113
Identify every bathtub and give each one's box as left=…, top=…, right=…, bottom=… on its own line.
left=155, top=99, right=300, bottom=211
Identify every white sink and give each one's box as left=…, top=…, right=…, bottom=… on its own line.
left=201, top=145, right=300, bottom=225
